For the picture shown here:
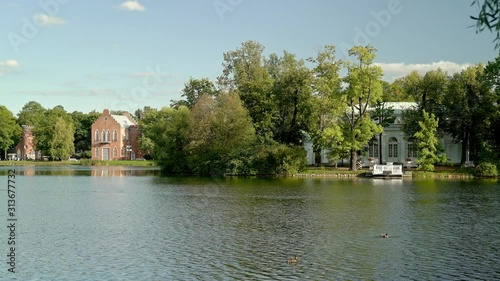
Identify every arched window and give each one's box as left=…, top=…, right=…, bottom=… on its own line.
left=368, top=138, right=378, bottom=158
left=121, top=147, right=125, bottom=157
left=407, top=138, right=418, bottom=158
left=101, top=130, right=105, bottom=142
left=388, top=137, right=398, bottom=158
left=95, top=147, right=99, bottom=157
left=113, top=130, right=117, bottom=142
left=113, top=147, right=117, bottom=157
left=94, top=130, right=99, bottom=142
left=106, top=130, right=110, bottom=142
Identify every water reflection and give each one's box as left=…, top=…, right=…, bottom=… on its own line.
left=1, top=168, right=499, bottom=280
left=0, top=165, right=160, bottom=176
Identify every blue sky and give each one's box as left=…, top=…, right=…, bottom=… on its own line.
left=0, top=0, right=498, bottom=115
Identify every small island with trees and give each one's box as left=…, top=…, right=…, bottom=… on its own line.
left=1, top=43, right=499, bottom=178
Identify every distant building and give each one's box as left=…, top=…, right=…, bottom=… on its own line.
left=304, top=102, right=464, bottom=167
left=91, top=109, right=143, bottom=160
left=14, top=125, right=41, bottom=160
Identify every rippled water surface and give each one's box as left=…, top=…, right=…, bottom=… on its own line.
left=1, top=166, right=499, bottom=280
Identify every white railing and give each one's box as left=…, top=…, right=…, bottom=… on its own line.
left=373, top=164, right=403, bottom=176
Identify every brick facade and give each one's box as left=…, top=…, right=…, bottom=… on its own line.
left=91, top=109, right=143, bottom=160
left=14, top=125, right=40, bottom=160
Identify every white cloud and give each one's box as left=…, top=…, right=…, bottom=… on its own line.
left=119, top=1, right=145, bottom=11
left=35, top=14, right=67, bottom=26
left=375, top=61, right=471, bottom=80
left=0, top=60, right=20, bottom=67
left=0, top=60, right=20, bottom=76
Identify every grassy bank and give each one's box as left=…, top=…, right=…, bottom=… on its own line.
left=0, top=160, right=157, bottom=167
left=293, top=166, right=366, bottom=178
left=294, top=166, right=476, bottom=179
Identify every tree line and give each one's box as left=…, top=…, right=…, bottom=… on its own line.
left=1, top=41, right=499, bottom=175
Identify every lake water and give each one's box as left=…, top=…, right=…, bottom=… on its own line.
left=1, top=166, right=499, bottom=280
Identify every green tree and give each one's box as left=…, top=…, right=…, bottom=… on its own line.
left=218, top=41, right=274, bottom=143
left=384, top=79, right=414, bottom=102
left=271, top=51, right=314, bottom=145
left=0, top=105, right=22, bottom=159
left=414, top=110, right=447, bottom=171
left=140, top=106, right=191, bottom=174
left=479, top=53, right=500, bottom=164
left=444, top=65, right=493, bottom=165
left=307, top=45, right=344, bottom=165
left=341, top=45, right=384, bottom=170
left=71, top=110, right=100, bottom=158
left=16, top=101, right=46, bottom=126
left=171, top=77, right=218, bottom=109
left=187, top=93, right=256, bottom=175
left=49, top=117, right=75, bottom=160
left=399, top=69, right=449, bottom=140
left=370, top=102, right=396, bottom=164
left=34, top=106, right=75, bottom=160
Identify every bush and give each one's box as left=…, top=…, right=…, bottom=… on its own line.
left=474, top=162, right=498, bottom=177
left=252, top=144, right=306, bottom=176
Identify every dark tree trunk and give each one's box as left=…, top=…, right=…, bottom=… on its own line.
left=350, top=149, right=357, bottom=171
left=314, top=149, right=322, bottom=167
left=379, top=133, right=383, bottom=164
left=289, top=89, right=299, bottom=144
left=460, top=131, right=468, bottom=166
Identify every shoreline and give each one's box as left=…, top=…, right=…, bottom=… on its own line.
left=0, top=162, right=493, bottom=179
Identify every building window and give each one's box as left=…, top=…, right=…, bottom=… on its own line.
left=95, top=147, right=99, bottom=157
left=113, top=130, right=117, bottom=142
left=106, top=130, right=110, bottom=142
left=407, top=142, right=418, bottom=158
left=101, top=130, right=105, bottom=142
left=368, top=139, right=378, bottom=158
left=94, top=130, right=99, bottom=142
left=121, top=147, right=125, bottom=157
left=388, top=137, right=398, bottom=158
left=113, top=147, right=117, bottom=157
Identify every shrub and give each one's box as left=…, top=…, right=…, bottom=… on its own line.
left=474, top=162, right=498, bottom=177
left=252, top=144, right=306, bottom=176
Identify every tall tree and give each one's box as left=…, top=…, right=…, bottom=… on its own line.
left=49, top=117, right=75, bottom=161
left=478, top=53, right=500, bottom=164
left=218, top=41, right=274, bottom=143
left=271, top=51, right=314, bottom=145
left=399, top=69, right=449, bottom=140
left=140, top=106, right=191, bottom=174
left=0, top=105, right=22, bottom=160
left=414, top=110, right=447, bottom=171
left=16, top=101, right=46, bottom=127
left=187, top=93, right=256, bottom=174
left=71, top=110, right=100, bottom=157
left=34, top=106, right=75, bottom=160
left=444, top=65, right=492, bottom=165
left=307, top=45, right=344, bottom=166
left=171, top=77, right=218, bottom=109
left=341, top=45, right=384, bottom=171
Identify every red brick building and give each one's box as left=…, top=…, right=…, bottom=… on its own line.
left=14, top=125, right=40, bottom=160
left=91, top=109, right=143, bottom=160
